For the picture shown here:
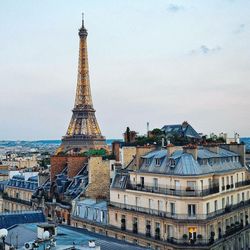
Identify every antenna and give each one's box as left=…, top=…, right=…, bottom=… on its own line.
left=82, top=12, right=84, bottom=27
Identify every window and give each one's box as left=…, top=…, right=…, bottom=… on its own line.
left=115, top=213, right=118, bottom=221
left=155, top=222, right=160, bottom=239
left=124, top=195, right=127, bottom=205
left=155, top=158, right=161, bottom=166
left=153, top=178, right=158, bottom=190
left=231, top=176, right=234, bottom=187
left=100, top=211, right=104, bottom=222
left=149, top=199, right=153, bottom=209
left=140, top=177, right=144, bottom=187
left=187, top=181, right=196, bottom=191
left=188, top=204, right=196, bottom=216
left=237, top=193, right=240, bottom=203
left=242, top=192, right=245, bottom=202
left=231, top=195, right=234, bottom=205
left=175, top=180, right=180, bottom=190
left=170, top=159, right=176, bottom=166
left=222, top=198, right=225, bottom=208
left=214, top=200, right=217, bottom=211
left=170, top=203, right=175, bottom=215
left=167, top=225, right=173, bottom=238
left=200, top=180, right=204, bottom=190
left=158, top=200, right=163, bottom=211
left=145, top=158, right=151, bottom=166
left=206, top=202, right=210, bottom=214
left=118, top=194, right=120, bottom=199
left=222, top=177, right=225, bottom=190
left=135, top=197, right=139, bottom=207
left=226, top=196, right=230, bottom=206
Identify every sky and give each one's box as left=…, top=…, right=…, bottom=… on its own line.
left=0, top=0, right=250, bottom=140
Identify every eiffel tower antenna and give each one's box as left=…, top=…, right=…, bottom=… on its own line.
left=82, top=12, right=84, bottom=27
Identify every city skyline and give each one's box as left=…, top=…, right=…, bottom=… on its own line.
left=0, top=0, right=250, bottom=140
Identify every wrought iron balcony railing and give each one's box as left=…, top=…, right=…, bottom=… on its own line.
left=109, top=199, right=250, bottom=221
left=126, top=183, right=220, bottom=197
left=3, top=195, right=32, bottom=206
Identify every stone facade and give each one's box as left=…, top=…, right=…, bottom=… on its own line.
left=85, top=156, right=110, bottom=199
left=108, top=144, right=250, bottom=249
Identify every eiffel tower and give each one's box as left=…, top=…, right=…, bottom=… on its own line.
left=60, top=16, right=106, bottom=153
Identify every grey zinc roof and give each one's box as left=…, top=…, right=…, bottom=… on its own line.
left=5, top=223, right=147, bottom=250
left=139, top=146, right=243, bottom=176
left=174, top=153, right=202, bottom=175
left=197, top=148, right=238, bottom=159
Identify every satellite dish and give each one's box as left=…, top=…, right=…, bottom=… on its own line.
left=0, top=228, right=8, bottom=238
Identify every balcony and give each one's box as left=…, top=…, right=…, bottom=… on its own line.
left=127, top=183, right=219, bottom=197
left=235, top=180, right=250, bottom=188
left=3, top=194, right=32, bottom=206
left=109, top=199, right=250, bottom=221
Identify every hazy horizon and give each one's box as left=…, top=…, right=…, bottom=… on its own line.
left=0, top=0, right=249, bottom=140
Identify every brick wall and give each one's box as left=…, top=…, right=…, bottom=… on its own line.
left=67, top=156, right=87, bottom=178
left=50, top=156, right=68, bottom=181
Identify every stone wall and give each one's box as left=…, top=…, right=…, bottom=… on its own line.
left=85, top=156, right=110, bottom=199
left=135, top=145, right=156, bottom=170
left=121, top=146, right=136, bottom=167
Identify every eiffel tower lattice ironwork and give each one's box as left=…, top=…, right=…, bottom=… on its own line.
left=60, top=15, right=106, bottom=152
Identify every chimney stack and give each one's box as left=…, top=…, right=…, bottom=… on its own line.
left=183, top=144, right=198, bottom=160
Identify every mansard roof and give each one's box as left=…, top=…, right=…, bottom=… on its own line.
left=7, top=174, right=38, bottom=190
left=139, top=147, right=243, bottom=176
left=161, top=122, right=201, bottom=139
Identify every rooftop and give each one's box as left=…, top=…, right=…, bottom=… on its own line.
left=0, top=211, right=45, bottom=228
left=161, top=122, right=201, bottom=140
left=5, top=223, right=147, bottom=250
left=138, top=146, right=243, bottom=176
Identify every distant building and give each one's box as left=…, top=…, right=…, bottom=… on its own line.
left=72, top=198, right=108, bottom=225
left=161, top=121, right=201, bottom=141
left=1, top=174, right=38, bottom=212
left=1, top=154, right=38, bottom=169
left=32, top=155, right=110, bottom=225
left=123, top=127, right=137, bottom=143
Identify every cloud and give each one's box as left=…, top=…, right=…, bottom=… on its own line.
left=167, top=4, right=184, bottom=12
left=234, top=23, right=246, bottom=34
left=190, top=45, right=222, bottom=55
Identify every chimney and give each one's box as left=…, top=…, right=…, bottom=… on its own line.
left=204, top=144, right=219, bottom=154
left=183, top=144, right=198, bottom=160
left=167, top=144, right=176, bottom=157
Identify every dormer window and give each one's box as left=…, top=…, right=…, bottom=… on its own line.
left=145, top=158, right=151, bottom=166
left=170, top=159, right=176, bottom=166
left=155, top=158, right=161, bottom=166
